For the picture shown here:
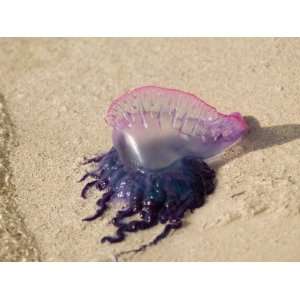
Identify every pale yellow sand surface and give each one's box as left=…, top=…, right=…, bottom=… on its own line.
left=0, top=38, right=299, bottom=261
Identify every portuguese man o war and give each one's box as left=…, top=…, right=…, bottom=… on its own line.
left=80, top=86, right=248, bottom=253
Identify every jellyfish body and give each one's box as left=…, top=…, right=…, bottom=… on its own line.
left=80, top=86, right=248, bottom=250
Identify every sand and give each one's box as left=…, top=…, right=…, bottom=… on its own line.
left=0, top=38, right=299, bottom=261
left=0, top=94, right=40, bottom=261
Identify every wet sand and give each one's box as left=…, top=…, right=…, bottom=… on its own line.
left=0, top=38, right=299, bottom=261
left=0, top=94, right=39, bottom=261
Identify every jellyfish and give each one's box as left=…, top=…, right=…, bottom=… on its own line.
left=80, top=86, right=248, bottom=252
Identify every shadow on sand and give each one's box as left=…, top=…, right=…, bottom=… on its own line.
left=212, top=116, right=300, bottom=170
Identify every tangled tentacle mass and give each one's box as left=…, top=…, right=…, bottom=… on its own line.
left=80, top=147, right=216, bottom=251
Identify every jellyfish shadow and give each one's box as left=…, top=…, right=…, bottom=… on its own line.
left=211, top=116, right=300, bottom=170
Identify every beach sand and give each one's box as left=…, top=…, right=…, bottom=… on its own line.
left=0, top=38, right=299, bottom=261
